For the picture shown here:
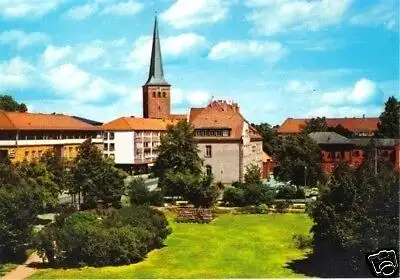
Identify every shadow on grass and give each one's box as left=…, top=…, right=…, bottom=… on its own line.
left=285, top=253, right=374, bottom=278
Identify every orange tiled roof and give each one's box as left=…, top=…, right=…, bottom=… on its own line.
left=0, top=111, right=100, bottom=131
left=278, top=117, right=379, bottom=134
left=189, top=100, right=262, bottom=140
left=102, top=117, right=177, bottom=131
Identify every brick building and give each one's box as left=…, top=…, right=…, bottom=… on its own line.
left=102, top=15, right=265, bottom=182
left=278, top=117, right=379, bottom=137
left=0, top=111, right=103, bottom=163
left=308, top=132, right=400, bottom=174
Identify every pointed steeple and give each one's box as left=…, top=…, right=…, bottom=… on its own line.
left=145, top=15, right=169, bottom=86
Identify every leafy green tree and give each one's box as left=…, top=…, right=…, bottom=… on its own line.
left=40, top=149, right=72, bottom=192
left=0, top=94, right=27, bottom=112
left=70, top=139, right=126, bottom=209
left=244, top=163, right=262, bottom=185
left=377, top=96, right=400, bottom=138
left=251, top=123, right=278, bottom=155
left=273, top=134, right=324, bottom=186
left=303, top=117, right=328, bottom=134
left=127, top=178, right=163, bottom=206
left=327, top=125, right=355, bottom=138
left=310, top=158, right=399, bottom=276
left=154, top=120, right=203, bottom=184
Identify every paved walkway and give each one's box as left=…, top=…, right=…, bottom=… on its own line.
left=2, top=253, right=41, bottom=280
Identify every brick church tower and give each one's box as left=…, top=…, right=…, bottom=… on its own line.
left=142, top=15, right=171, bottom=119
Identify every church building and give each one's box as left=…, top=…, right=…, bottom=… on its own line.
left=102, top=16, right=265, bottom=182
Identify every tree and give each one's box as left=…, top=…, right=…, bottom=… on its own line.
left=127, top=178, right=163, bottom=206
left=251, top=123, right=278, bottom=155
left=244, top=163, right=262, bottom=185
left=303, top=117, right=327, bottom=134
left=310, top=157, right=399, bottom=276
left=0, top=94, right=27, bottom=112
left=377, top=96, right=400, bottom=138
left=70, top=139, right=126, bottom=209
left=273, top=134, right=325, bottom=186
left=327, top=124, right=355, bottom=138
left=154, top=120, right=203, bottom=190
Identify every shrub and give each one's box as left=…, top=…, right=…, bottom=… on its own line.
left=256, top=203, right=269, bottom=214
left=275, top=200, right=291, bottom=213
left=222, top=187, right=244, bottom=206
left=127, top=178, right=164, bottom=206
left=276, top=185, right=305, bottom=199
left=293, top=234, right=313, bottom=250
left=243, top=183, right=274, bottom=206
left=35, top=206, right=171, bottom=267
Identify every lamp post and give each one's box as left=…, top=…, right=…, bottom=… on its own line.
left=304, top=166, right=307, bottom=187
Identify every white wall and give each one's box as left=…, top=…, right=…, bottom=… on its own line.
left=113, top=131, right=135, bottom=164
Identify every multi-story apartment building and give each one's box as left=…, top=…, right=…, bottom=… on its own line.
left=0, top=111, right=103, bottom=163
left=278, top=116, right=379, bottom=137
left=101, top=117, right=177, bottom=171
left=189, top=100, right=264, bottom=184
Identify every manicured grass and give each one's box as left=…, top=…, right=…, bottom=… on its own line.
left=31, top=213, right=312, bottom=279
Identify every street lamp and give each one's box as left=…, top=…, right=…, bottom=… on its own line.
left=304, top=166, right=307, bottom=187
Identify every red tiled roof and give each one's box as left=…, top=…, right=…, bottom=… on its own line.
left=189, top=100, right=262, bottom=140
left=0, top=111, right=100, bottom=131
left=278, top=117, right=379, bottom=134
left=102, top=117, right=177, bottom=131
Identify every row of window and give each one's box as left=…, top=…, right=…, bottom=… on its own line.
left=195, top=130, right=230, bottom=137
left=103, top=132, right=115, bottom=140
left=326, top=150, right=392, bottom=159
left=152, top=92, right=167, bottom=98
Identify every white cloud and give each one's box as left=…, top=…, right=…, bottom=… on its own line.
left=161, top=0, right=233, bottom=29
left=350, top=0, right=398, bottom=31
left=41, top=45, right=72, bottom=67
left=0, top=0, right=65, bottom=18
left=76, top=42, right=106, bottom=63
left=285, top=80, right=316, bottom=94
left=65, top=0, right=143, bottom=20
left=43, top=63, right=133, bottom=102
left=186, top=90, right=211, bottom=106
left=100, top=0, right=143, bottom=16
left=319, top=78, right=384, bottom=106
left=0, top=57, right=35, bottom=88
left=208, top=40, right=287, bottom=62
left=0, top=30, right=49, bottom=49
left=127, top=33, right=207, bottom=70
left=246, top=0, right=353, bottom=35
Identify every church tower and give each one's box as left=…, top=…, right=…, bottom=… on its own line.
left=142, top=15, right=171, bottom=119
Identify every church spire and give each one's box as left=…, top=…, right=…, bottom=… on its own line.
left=145, top=14, right=169, bottom=86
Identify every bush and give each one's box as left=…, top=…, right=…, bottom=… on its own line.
left=35, top=206, right=171, bottom=267
left=222, top=187, right=244, bottom=206
left=293, top=234, right=313, bottom=250
left=257, top=203, right=269, bottom=214
left=243, top=183, right=274, bottom=206
left=127, top=178, right=164, bottom=206
left=276, top=185, right=305, bottom=199
left=275, top=200, right=291, bottom=213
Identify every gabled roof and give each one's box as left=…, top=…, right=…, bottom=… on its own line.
left=188, top=100, right=262, bottom=140
left=102, top=117, right=177, bottom=131
left=278, top=117, right=379, bottom=134
left=0, top=111, right=100, bottom=131
left=309, top=132, right=353, bottom=145
left=262, top=152, right=273, bottom=162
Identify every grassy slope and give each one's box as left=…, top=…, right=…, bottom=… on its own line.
left=31, top=213, right=312, bottom=279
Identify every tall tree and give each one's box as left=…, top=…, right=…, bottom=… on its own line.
left=70, top=139, right=126, bottom=209
left=251, top=123, right=278, bottom=155
left=0, top=94, right=28, bottom=112
left=327, top=124, right=355, bottom=138
left=154, top=120, right=203, bottom=181
left=377, top=96, right=400, bottom=138
left=273, top=134, right=324, bottom=186
left=303, top=117, right=328, bottom=134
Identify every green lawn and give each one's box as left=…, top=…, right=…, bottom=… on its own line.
left=31, top=213, right=312, bottom=279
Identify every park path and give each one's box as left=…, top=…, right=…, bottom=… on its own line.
left=2, top=253, right=41, bottom=280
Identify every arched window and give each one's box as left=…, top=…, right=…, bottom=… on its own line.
left=153, top=92, right=156, bottom=98
left=162, top=92, right=166, bottom=98
left=158, top=92, right=161, bottom=97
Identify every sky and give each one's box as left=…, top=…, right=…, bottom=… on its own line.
left=0, top=0, right=398, bottom=125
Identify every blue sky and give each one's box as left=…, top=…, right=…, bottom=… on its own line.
left=0, top=0, right=398, bottom=125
